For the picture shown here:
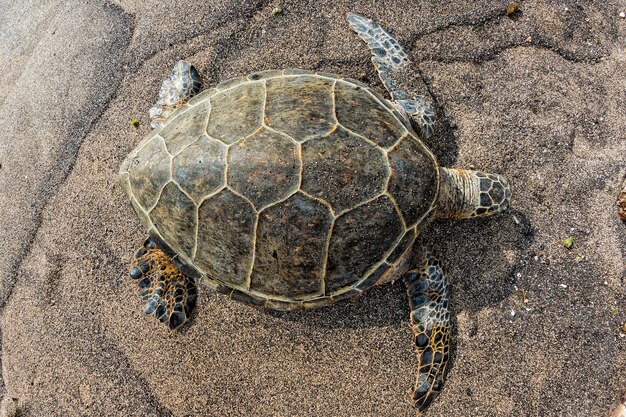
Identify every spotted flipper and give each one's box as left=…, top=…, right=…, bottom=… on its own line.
left=346, top=12, right=408, bottom=95
left=346, top=13, right=436, bottom=139
left=149, top=60, right=202, bottom=128
left=129, top=237, right=197, bottom=329
left=403, top=249, right=450, bottom=411
left=395, top=98, right=436, bottom=139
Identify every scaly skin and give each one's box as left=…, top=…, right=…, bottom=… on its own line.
left=403, top=249, right=450, bottom=412
left=129, top=238, right=197, bottom=329
left=346, top=12, right=436, bottom=139
left=437, top=167, right=511, bottom=219
left=149, top=60, right=202, bottom=128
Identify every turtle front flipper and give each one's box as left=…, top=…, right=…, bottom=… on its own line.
left=403, top=249, right=450, bottom=412
left=149, top=60, right=203, bottom=128
left=129, top=237, right=197, bottom=329
left=346, top=12, right=436, bottom=139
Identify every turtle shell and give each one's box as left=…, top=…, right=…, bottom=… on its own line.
left=119, top=69, right=439, bottom=309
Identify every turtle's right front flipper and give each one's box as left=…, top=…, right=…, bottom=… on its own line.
left=403, top=249, right=450, bottom=412
left=129, top=237, right=197, bottom=329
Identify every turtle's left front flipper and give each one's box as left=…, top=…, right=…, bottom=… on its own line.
left=403, top=249, right=450, bottom=412
left=129, top=238, right=197, bottom=329
left=346, top=12, right=436, bottom=139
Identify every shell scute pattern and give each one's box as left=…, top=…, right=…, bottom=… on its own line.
left=282, top=68, right=315, bottom=76
left=207, top=81, right=264, bottom=145
left=357, top=262, right=391, bottom=290
left=334, top=80, right=407, bottom=148
left=325, top=194, right=404, bottom=293
left=387, top=136, right=438, bottom=227
left=128, top=136, right=171, bottom=210
left=301, top=126, right=388, bottom=214
left=214, top=75, right=250, bottom=91
left=265, top=75, right=336, bottom=141
left=120, top=72, right=439, bottom=305
left=150, top=182, right=196, bottom=259
left=250, top=192, right=333, bottom=299
left=159, top=100, right=209, bottom=155
left=227, top=127, right=300, bottom=210
left=195, top=188, right=256, bottom=286
left=387, top=227, right=417, bottom=264
left=172, top=135, right=227, bottom=203
left=187, top=89, right=214, bottom=106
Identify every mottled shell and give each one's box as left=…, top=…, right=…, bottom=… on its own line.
left=119, top=69, right=439, bottom=309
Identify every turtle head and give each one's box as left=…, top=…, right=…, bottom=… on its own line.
left=436, top=168, right=511, bottom=219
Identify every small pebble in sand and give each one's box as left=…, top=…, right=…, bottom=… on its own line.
left=619, top=11, right=625, bottom=18
left=271, top=7, right=283, bottom=16
left=560, top=284, right=568, bottom=288
left=130, top=119, right=139, bottom=128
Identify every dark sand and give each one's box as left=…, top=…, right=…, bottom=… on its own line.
left=1, top=0, right=624, bottom=416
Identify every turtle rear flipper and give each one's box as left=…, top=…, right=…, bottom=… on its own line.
left=346, top=12, right=436, bottom=139
left=403, top=249, right=450, bottom=411
left=149, top=60, right=203, bottom=128
left=129, top=238, right=197, bottom=329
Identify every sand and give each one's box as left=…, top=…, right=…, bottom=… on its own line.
left=0, top=0, right=624, bottom=415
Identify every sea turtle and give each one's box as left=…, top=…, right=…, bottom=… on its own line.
left=118, top=13, right=511, bottom=411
